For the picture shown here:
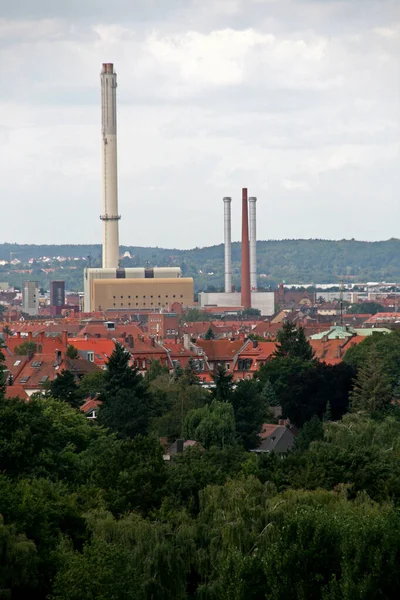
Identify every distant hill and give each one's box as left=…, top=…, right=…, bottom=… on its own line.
left=1, top=239, right=400, bottom=292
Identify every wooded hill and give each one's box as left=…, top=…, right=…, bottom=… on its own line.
left=1, top=238, right=400, bottom=291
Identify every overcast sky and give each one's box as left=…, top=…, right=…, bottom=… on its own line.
left=1, top=0, right=399, bottom=248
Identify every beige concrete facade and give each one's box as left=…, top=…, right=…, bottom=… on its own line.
left=91, top=278, right=194, bottom=311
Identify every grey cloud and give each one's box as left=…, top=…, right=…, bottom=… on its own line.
left=0, top=0, right=399, bottom=246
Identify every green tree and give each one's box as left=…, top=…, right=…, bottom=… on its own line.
left=344, top=330, right=400, bottom=388
left=230, top=380, right=267, bottom=449
left=294, top=415, right=324, bottom=451
left=0, top=396, right=101, bottom=481
left=102, top=342, right=139, bottom=397
left=14, top=340, right=37, bottom=355
left=50, top=370, right=82, bottom=409
left=99, top=343, right=161, bottom=438
left=66, top=345, right=79, bottom=359
left=180, top=358, right=200, bottom=386
left=350, top=347, right=392, bottom=415
left=150, top=375, right=209, bottom=442
left=273, top=321, right=315, bottom=361
left=0, top=344, right=6, bottom=399
left=144, top=359, right=169, bottom=383
left=347, top=301, right=386, bottom=315
left=182, top=400, right=237, bottom=449
left=261, top=378, right=278, bottom=406
left=211, top=364, right=234, bottom=402
left=258, top=358, right=354, bottom=427
left=78, top=369, right=106, bottom=398
left=204, top=326, right=215, bottom=340
left=0, top=515, right=38, bottom=596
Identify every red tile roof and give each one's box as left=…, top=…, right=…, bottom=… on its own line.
left=196, top=339, right=245, bottom=361
left=80, top=398, right=102, bottom=414
left=5, top=385, right=29, bottom=401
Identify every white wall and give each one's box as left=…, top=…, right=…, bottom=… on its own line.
left=199, top=291, right=274, bottom=316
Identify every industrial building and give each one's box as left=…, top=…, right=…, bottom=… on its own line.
left=199, top=188, right=274, bottom=316
left=50, top=280, right=65, bottom=308
left=87, top=275, right=193, bottom=312
left=83, top=63, right=193, bottom=312
left=22, top=281, right=39, bottom=316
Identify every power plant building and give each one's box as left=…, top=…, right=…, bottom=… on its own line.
left=199, top=189, right=274, bottom=316
left=83, top=63, right=194, bottom=312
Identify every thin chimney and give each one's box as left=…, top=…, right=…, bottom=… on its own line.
left=249, top=196, right=257, bottom=292
left=241, top=188, right=251, bottom=309
left=223, top=197, right=232, bottom=293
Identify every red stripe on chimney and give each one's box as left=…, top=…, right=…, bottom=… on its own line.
left=241, top=187, right=251, bottom=309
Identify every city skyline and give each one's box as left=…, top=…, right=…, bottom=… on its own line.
left=0, top=0, right=399, bottom=247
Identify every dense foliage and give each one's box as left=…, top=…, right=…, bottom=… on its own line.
left=1, top=333, right=400, bottom=598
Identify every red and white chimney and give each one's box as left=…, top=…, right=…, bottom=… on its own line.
left=241, top=188, right=251, bottom=309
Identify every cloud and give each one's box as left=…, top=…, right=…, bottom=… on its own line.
left=0, top=0, right=399, bottom=247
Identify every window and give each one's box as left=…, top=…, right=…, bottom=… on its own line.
left=121, top=303, right=124, bottom=306
left=20, top=376, right=30, bottom=383
left=121, top=295, right=123, bottom=298
left=180, top=295, right=183, bottom=299
left=166, top=329, right=171, bottom=334
left=14, top=360, right=21, bottom=367
left=150, top=295, right=153, bottom=299
left=39, top=375, right=49, bottom=384
left=173, top=295, right=176, bottom=298
left=113, top=295, right=116, bottom=299
left=128, top=295, right=131, bottom=299
left=87, top=352, right=94, bottom=362
left=113, top=303, right=116, bottom=307
left=31, top=361, right=43, bottom=368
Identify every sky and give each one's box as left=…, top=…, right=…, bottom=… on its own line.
left=0, top=0, right=399, bottom=248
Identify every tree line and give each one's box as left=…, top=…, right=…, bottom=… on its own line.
left=1, top=325, right=400, bottom=598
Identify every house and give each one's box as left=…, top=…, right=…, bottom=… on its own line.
left=80, top=398, right=102, bottom=420
left=195, top=339, right=246, bottom=373
left=163, top=439, right=202, bottom=461
left=10, top=351, right=100, bottom=397
left=233, top=340, right=277, bottom=381
left=251, top=420, right=296, bottom=454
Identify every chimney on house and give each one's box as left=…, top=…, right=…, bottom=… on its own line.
left=176, top=439, right=184, bottom=454
left=241, top=187, right=251, bottom=310
left=61, top=330, right=68, bottom=348
left=55, top=349, right=62, bottom=366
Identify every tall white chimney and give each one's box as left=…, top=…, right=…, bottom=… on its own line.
left=100, top=63, right=120, bottom=269
left=223, top=197, right=232, bottom=293
left=249, top=196, right=257, bottom=292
